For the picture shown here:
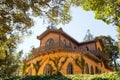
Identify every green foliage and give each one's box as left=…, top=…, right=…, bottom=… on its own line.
left=75, top=0, right=120, bottom=37
left=5, top=72, right=71, bottom=80
left=66, top=72, right=120, bottom=80
left=53, top=71, right=63, bottom=76
left=4, top=72, right=120, bottom=80
left=96, top=36, right=119, bottom=71
left=0, top=51, right=23, bottom=78
left=0, top=0, right=71, bottom=78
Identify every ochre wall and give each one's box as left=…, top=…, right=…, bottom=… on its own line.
left=40, top=33, right=59, bottom=47
left=40, top=32, right=78, bottom=49
left=24, top=51, right=112, bottom=75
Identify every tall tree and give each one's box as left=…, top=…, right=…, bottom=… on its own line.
left=96, top=36, right=119, bottom=71
left=0, top=0, right=72, bottom=62
left=0, top=50, right=23, bottom=78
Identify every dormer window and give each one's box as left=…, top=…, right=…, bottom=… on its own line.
left=46, top=38, right=54, bottom=47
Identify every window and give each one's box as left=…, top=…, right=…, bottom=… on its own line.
left=67, top=63, right=73, bottom=74
left=74, top=46, right=76, bottom=49
left=63, top=40, right=66, bottom=46
left=46, top=38, right=54, bottom=50
left=85, top=63, right=89, bottom=74
left=86, top=46, right=89, bottom=51
left=95, top=66, right=98, bottom=74
left=91, top=66, right=94, bottom=75
left=46, top=38, right=54, bottom=46
left=69, top=43, right=72, bottom=48
left=43, top=64, right=53, bottom=75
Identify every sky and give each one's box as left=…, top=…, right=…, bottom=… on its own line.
left=17, top=7, right=118, bottom=54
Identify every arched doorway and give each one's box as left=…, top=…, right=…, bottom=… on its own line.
left=67, top=62, right=73, bottom=74
left=91, top=66, right=94, bottom=75
left=43, top=64, right=53, bottom=75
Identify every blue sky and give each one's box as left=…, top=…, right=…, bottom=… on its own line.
left=17, top=7, right=118, bottom=53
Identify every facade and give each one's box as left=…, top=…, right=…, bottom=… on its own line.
left=23, top=28, right=113, bottom=76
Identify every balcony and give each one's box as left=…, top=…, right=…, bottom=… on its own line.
left=32, top=41, right=80, bottom=55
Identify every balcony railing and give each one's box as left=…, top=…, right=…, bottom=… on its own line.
left=32, top=41, right=80, bottom=55
left=32, top=41, right=108, bottom=63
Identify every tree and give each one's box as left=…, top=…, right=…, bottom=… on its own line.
left=76, top=0, right=120, bottom=36
left=0, top=50, right=23, bottom=78
left=96, top=36, right=119, bottom=71
left=0, top=0, right=71, bottom=77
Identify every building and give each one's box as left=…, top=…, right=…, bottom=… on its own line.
left=23, top=27, right=113, bottom=75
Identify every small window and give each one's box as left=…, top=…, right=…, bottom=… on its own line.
left=69, top=43, right=72, bottom=48
left=63, top=40, right=66, bottom=46
left=86, top=46, right=89, bottom=51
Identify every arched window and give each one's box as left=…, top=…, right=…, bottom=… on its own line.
left=91, top=66, right=94, bottom=75
left=43, top=64, right=53, bottom=75
left=95, top=66, right=98, bottom=74
left=67, top=63, right=73, bottom=74
left=46, top=38, right=54, bottom=49
left=85, top=63, right=89, bottom=74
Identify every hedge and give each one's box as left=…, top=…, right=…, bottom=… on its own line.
left=2, top=72, right=120, bottom=80
left=66, top=72, right=120, bottom=80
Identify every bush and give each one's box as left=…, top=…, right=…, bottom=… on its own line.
left=4, top=72, right=71, bottom=80
left=66, top=72, right=120, bottom=80
left=4, top=72, right=120, bottom=80
left=53, top=71, right=63, bottom=76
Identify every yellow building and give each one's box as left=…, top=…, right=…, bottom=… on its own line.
left=23, top=28, right=113, bottom=75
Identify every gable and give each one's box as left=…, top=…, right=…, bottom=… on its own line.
left=40, top=32, right=60, bottom=47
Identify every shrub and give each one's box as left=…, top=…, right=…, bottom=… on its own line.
left=4, top=72, right=71, bottom=80
left=4, top=72, right=120, bottom=80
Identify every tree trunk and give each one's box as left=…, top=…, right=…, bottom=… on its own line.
left=113, top=59, right=117, bottom=71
